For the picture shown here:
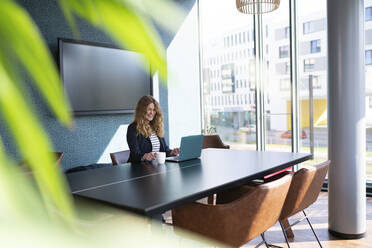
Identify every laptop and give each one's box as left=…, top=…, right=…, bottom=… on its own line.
left=166, top=134, right=204, bottom=162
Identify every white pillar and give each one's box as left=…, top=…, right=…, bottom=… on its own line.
left=327, top=0, right=366, bottom=238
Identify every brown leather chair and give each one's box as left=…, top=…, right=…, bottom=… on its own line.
left=20, top=152, right=64, bottom=167
left=110, top=150, right=130, bottom=165
left=20, top=152, right=64, bottom=176
left=172, top=174, right=292, bottom=248
left=278, top=160, right=330, bottom=248
left=203, top=134, right=230, bottom=149
left=54, top=152, right=64, bottom=166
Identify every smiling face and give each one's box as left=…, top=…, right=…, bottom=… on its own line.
left=134, top=95, right=164, bottom=137
left=145, top=103, right=156, bottom=122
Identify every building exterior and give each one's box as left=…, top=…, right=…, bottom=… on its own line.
left=202, top=3, right=372, bottom=146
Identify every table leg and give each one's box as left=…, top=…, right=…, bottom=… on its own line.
left=281, top=218, right=294, bottom=239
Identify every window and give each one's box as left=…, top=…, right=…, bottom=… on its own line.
left=303, top=21, right=315, bottom=34
left=249, top=80, right=255, bottom=90
left=285, top=62, right=290, bottom=73
left=279, top=45, right=289, bottom=58
left=311, top=39, right=321, bottom=53
left=284, top=26, right=290, bottom=38
left=310, top=75, right=321, bottom=89
left=366, top=7, right=372, bottom=21
left=366, top=50, right=372, bottom=65
left=280, top=79, right=291, bottom=91
left=304, top=59, right=315, bottom=71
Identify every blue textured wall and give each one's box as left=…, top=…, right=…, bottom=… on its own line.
left=0, top=0, right=194, bottom=170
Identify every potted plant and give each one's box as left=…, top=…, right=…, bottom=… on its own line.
left=202, top=125, right=229, bottom=149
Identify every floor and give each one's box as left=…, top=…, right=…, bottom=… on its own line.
left=164, top=192, right=372, bottom=247
left=75, top=192, right=372, bottom=247
left=241, top=192, right=372, bottom=247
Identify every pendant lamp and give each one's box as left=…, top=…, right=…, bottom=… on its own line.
left=236, top=0, right=280, bottom=14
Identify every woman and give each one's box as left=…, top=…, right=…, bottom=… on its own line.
left=127, top=95, right=179, bottom=162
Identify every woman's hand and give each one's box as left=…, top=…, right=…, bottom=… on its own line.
left=170, top=148, right=180, bottom=156
left=142, top=152, right=156, bottom=161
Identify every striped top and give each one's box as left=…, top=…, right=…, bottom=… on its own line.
left=150, top=133, right=160, bottom=152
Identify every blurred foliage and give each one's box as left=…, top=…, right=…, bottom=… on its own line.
left=0, top=0, right=184, bottom=231
left=0, top=0, right=75, bottom=224
left=0, top=0, right=225, bottom=246
left=202, top=125, right=217, bottom=135
left=58, top=0, right=185, bottom=81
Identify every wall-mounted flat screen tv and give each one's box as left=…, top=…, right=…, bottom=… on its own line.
left=58, top=38, right=151, bottom=115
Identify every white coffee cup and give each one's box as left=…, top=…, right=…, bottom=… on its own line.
left=156, top=152, right=166, bottom=164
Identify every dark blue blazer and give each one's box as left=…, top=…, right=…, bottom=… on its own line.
left=126, top=122, right=172, bottom=162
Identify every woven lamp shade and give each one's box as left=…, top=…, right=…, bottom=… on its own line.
left=236, top=0, right=280, bottom=14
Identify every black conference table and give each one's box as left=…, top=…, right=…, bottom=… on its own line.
left=66, top=149, right=311, bottom=217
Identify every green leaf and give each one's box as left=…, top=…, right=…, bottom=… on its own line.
left=0, top=58, right=75, bottom=223
left=124, top=0, right=186, bottom=33
left=61, top=0, right=168, bottom=80
left=0, top=138, right=48, bottom=222
left=58, top=1, right=80, bottom=39
left=0, top=0, right=72, bottom=127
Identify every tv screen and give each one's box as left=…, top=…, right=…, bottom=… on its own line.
left=58, top=38, right=151, bottom=115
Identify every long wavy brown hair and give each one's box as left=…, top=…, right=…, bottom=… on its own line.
left=134, top=95, right=164, bottom=138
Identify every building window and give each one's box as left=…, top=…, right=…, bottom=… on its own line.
left=304, top=59, right=315, bottom=72
left=284, top=26, right=290, bottom=38
left=285, top=62, right=290, bottom=73
left=310, top=75, right=321, bottom=89
left=249, top=80, right=255, bottom=90
left=280, top=79, right=291, bottom=91
left=366, top=50, right=372, bottom=65
left=366, top=7, right=372, bottom=21
left=279, top=45, right=289, bottom=58
left=303, top=21, right=315, bottom=34
left=310, top=39, right=321, bottom=53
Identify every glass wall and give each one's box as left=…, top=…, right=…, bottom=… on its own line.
left=366, top=0, right=372, bottom=181
left=297, top=0, right=328, bottom=165
left=199, top=0, right=372, bottom=182
left=199, top=0, right=256, bottom=150
left=262, top=0, right=292, bottom=152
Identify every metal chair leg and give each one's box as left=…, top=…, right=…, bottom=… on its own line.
left=256, top=233, right=284, bottom=248
left=279, top=221, right=291, bottom=248
left=255, top=233, right=269, bottom=248
left=303, top=210, right=323, bottom=248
